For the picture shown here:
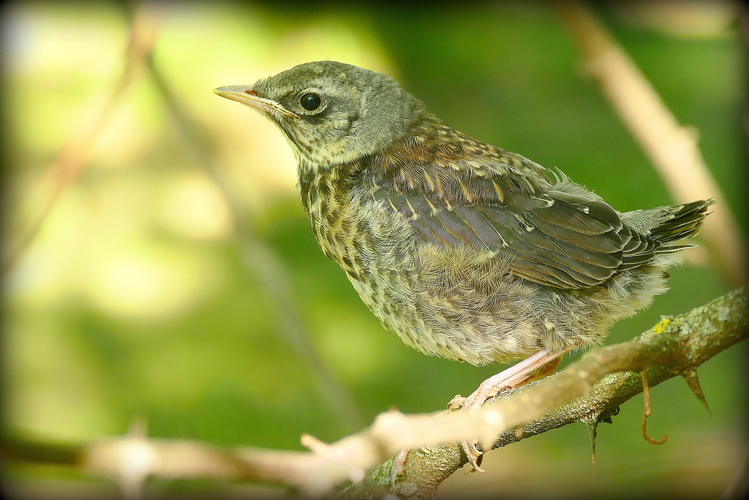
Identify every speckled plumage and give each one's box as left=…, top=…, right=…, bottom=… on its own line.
left=215, top=61, right=711, bottom=368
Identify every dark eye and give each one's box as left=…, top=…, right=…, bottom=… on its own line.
left=300, top=92, right=322, bottom=111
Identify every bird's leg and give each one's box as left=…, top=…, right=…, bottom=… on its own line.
left=454, top=350, right=564, bottom=411
left=451, top=349, right=565, bottom=471
left=391, top=349, right=565, bottom=482
left=390, top=349, right=567, bottom=484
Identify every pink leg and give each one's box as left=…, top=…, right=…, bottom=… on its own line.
left=454, top=349, right=565, bottom=471
left=391, top=350, right=566, bottom=482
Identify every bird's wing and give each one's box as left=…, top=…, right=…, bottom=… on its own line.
left=372, top=160, right=640, bottom=289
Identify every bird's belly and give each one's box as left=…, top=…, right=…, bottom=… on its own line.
left=344, top=241, right=551, bottom=366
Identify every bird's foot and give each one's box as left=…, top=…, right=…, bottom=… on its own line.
left=448, top=390, right=508, bottom=472
left=393, top=350, right=565, bottom=479
left=450, top=349, right=565, bottom=472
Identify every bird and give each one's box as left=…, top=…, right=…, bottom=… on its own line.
left=214, top=60, right=712, bottom=471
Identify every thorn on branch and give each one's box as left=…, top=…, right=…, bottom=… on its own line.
left=641, top=371, right=668, bottom=445
left=587, top=421, right=598, bottom=477
left=682, top=369, right=711, bottom=415
left=597, top=406, right=620, bottom=424
left=301, top=434, right=329, bottom=453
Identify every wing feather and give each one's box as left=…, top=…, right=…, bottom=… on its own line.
left=372, top=159, right=645, bottom=289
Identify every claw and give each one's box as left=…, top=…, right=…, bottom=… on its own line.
left=390, top=448, right=410, bottom=485
left=448, top=395, right=466, bottom=411
left=462, top=441, right=485, bottom=472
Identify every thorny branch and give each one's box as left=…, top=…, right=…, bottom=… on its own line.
left=3, top=286, right=746, bottom=499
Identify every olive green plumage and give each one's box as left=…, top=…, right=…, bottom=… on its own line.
left=215, top=61, right=711, bottom=367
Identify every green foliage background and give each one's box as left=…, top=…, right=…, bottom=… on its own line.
left=3, top=2, right=746, bottom=498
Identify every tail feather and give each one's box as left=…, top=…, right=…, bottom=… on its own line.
left=618, top=199, right=712, bottom=270
left=650, top=199, right=713, bottom=247
left=654, top=243, right=698, bottom=254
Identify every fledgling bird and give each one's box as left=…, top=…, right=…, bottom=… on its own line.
left=214, top=61, right=711, bottom=470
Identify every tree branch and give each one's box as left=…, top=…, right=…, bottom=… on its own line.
left=345, top=284, right=748, bottom=498
left=2, top=287, right=746, bottom=498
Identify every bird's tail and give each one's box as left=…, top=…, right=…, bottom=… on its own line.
left=620, top=199, right=713, bottom=256
left=646, top=199, right=713, bottom=253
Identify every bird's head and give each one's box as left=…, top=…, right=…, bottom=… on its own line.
left=214, top=61, right=426, bottom=170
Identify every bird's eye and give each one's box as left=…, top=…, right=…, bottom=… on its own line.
left=300, top=92, right=322, bottom=111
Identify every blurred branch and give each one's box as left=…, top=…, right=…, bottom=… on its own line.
left=4, top=0, right=362, bottom=434
left=137, top=20, right=364, bottom=431
left=3, top=287, right=746, bottom=498
left=553, top=0, right=748, bottom=286
left=1, top=2, right=167, bottom=274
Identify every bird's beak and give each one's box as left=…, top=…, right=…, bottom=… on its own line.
left=214, top=85, right=300, bottom=120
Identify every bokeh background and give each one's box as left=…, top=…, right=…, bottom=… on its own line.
left=2, top=1, right=747, bottom=498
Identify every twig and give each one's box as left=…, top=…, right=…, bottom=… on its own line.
left=553, top=0, right=748, bottom=286
left=640, top=371, right=667, bottom=445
